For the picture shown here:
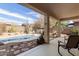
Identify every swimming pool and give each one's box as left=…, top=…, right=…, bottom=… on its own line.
left=0, top=34, right=40, bottom=44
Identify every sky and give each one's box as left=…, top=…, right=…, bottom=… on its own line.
left=0, top=3, right=41, bottom=25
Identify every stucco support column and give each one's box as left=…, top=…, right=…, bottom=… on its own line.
left=44, top=15, right=49, bottom=44
left=57, top=20, right=61, bottom=37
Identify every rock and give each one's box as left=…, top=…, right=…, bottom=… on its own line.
left=0, top=42, right=4, bottom=46
left=14, top=50, right=20, bottom=55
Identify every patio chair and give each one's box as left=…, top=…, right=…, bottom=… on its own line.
left=58, top=35, right=79, bottom=56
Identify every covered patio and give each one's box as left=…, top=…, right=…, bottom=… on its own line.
left=17, top=3, right=79, bottom=56
left=17, top=37, right=79, bottom=56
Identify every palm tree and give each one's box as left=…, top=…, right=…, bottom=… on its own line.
left=51, top=21, right=64, bottom=37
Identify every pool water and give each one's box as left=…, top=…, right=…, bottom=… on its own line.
left=0, top=34, right=40, bottom=44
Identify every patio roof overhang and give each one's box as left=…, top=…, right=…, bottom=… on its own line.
left=21, top=3, right=79, bottom=21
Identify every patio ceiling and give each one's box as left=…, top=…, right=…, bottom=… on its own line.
left=21, top=3, right=79, bottom=20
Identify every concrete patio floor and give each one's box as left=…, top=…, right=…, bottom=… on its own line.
left=17, top=37, right=79, bottom=56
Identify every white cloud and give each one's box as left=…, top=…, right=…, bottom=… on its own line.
left=0, top=16, right=36, bottom=24
left=26, top=12, right=36, bottom=15
left=26, top=12, right=41, bottom=18
left=0, top=8, right=38, bottom=24
left=27, top=17, right=36, bottom=24
left=0, top=17, right=23, bottom=25
left=0, top=8, right=27, bottom=19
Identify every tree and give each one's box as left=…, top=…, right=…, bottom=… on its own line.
left=32, top=18, right=43, bottom=33
left=8, top=25, right=16, bottom=33
left=22, top=24, right=29, bottom=33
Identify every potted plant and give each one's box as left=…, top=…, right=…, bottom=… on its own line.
left=71, top=27, right=78, bottom=35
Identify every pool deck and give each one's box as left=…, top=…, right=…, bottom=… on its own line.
left=17, top=37, right=79, bottom=56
